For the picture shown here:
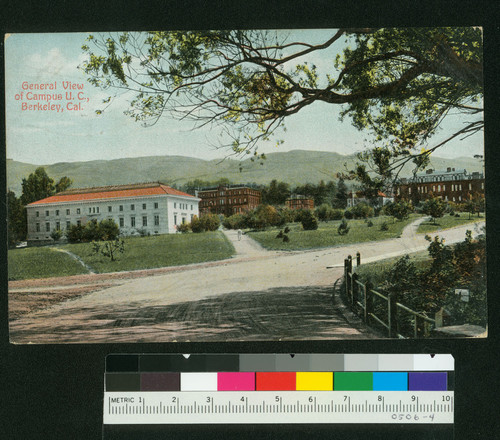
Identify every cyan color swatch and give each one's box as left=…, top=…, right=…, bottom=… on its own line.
left=373, top=373, right=408, bottom=391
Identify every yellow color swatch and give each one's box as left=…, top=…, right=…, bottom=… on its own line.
left=296, top=372, right=333, bottom=391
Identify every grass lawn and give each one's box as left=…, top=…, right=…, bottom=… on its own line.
left=60, top=231, right=235, bottom=274
left=8, top=247, right=89, bottom=280
left=417, top=213, right=484, bottom=234
left=247, top=214, right=422, bottom=251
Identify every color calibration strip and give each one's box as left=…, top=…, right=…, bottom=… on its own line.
left=104, top=354, right=453, bottom=425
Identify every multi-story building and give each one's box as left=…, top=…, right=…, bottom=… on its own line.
left=346, top=191, right=393, bottom=208
left=197, top=184, right=261, bottom=216
left=396, top=168, right=484, bottom=203
left=285, top=194, right=314, bottom=210
left=26, top=182, right=200, bottom=245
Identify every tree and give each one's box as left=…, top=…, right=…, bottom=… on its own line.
left=384, top=200, right=413, bottom=221
left=82, top=28, right=482, bottom=180
left=423, top=197, right=446, bottom=224
left=262, top=180, right=291, bottom=205
left=300, top=210, right=318, bottom=231
left=332, top=178, right=348, bottom=209
left=20, top=167, right=73, bottom=205
left=7, top=191, right=27, bottom=246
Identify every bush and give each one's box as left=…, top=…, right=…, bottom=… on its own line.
left=337, top=218, right=350, bottom=235
left=300, top=210, right=318, bottom=230
left=348, top=202, right=374, bottom=219
left=380, top=221, right=389, bottom=231
left=177, top=222, right=190, bottom=233
left=330, top=209, right=344, bottom=220
left=50, top=229, right=63, bottom=241
left=367, top=220, right=374, bottom=227
left=384, top=200, right=413, bottom=221
left=66, top=224, right=85, bottom=243
left=99, top=218, right=120, bottom=240
left=223, top=213, right=246, bottom=230
left=191, top=214, right=220, bottom=232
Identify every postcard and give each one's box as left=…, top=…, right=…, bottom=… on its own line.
left=5, top=29, right=486, bottom=344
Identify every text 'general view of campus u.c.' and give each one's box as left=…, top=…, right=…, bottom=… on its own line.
left=5, top=28, right=486, bottom=343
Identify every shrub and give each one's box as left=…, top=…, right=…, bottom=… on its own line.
left=380, top=221, right=389, bottom=231
left=330, top=209, right=344, bottom=220
left=99, top=218, right=120, bottom=240
left=223, top=213, right=246, bottom=230
left=337, top=218, right=350, bottom=235
left=66, top=224, right=85, bottom=243
left=300, top=210, right=318, bottom=230
left=367, top=220, right=374, bottom=227
left=191, top=214, right=220, bottom=232
left=350, top=202, right=374, bottom=219
left=283, top=235, right=290, bottom=243
left=384, top=200, right=413, bottom=221
left=50, top=229, right=63, bottom=241
left=199, top=213, right=220, bottom=231
left=276, top=230, right=284, bottom=239
left=177, top=222, right=190, bottom=233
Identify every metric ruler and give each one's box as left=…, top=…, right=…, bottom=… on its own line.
left=103, top=354, right=454, bottom=425
left=104, top=391, right=453, bottom=424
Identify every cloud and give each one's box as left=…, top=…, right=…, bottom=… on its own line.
left=26, top=48, right=85, bottom=77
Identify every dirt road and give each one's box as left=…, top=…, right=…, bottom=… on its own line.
left=9, top=220, right=484, bottom=343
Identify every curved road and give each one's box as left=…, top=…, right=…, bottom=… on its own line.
left=9, top=219, right=484, bottom=343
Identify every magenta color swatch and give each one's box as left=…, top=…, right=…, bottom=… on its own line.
left=217, top=372, right=255, bottom=391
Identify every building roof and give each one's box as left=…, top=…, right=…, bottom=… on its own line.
left=415, top=168, right=467, bottom=177
left=27, top=182, right=197, bottom=206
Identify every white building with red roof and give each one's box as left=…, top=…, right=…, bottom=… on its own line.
left=26, top=182, right=200, bottom=244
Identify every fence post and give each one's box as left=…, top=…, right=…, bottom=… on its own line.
left=388, top=292, right=399, bottom=338
left=344, top=258, right=349, bottom=301
left=347, top=255, right=353, bottom=304
left=352, top=273, right=359, bottom=307
left=356, top=251, right=361, bottom=266
left=365, top=281, right=373, bottom=324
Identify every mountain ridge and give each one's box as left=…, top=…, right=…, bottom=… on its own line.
left=6, top=150, right=483, bottom=195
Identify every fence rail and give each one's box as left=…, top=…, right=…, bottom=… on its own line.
left=343, top=253, right=437, bottom=338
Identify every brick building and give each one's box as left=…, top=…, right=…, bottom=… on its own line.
left=396, top=168, right=484, bottom=203
left=26, top=182, right=200, bottom=245
left=285, top=194, right=314, bottom=210
left=197, top=185, right=261, bottom=216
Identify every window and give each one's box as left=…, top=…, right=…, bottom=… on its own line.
left=142, top=203, right=146, bottom=210
left=119, top=217, right=124, bottom=227
left=154, top=202, right=159, bottom=209
left=174, top=214, right=177, bottom=225
left=77, top=208, right=81, bottom=214
left=154, top=215, right=159, bottom=226
left=438, top=185, right=441, bottom=192
left=77, top=220, right=81, bottom=227
left=46, top=222, right=50, bottom=232
left=46, top=210, right=49, bottom=216
left=66, top=221, right=70, bottom=229
left=182, top=217, right=186, bottom=224
left=66, top=209, right=70, bottom=215
left=142, top=216, right=148, bottom=227
left=36, top=211, right=39, bottom=217
left=174, top=202, right=177, bottom=208
left=191, top=204, right=193, bottom=210
left=443, top=185, right=446, bottom=191
left=56, top=210, right=59, bottom=216
left=96, top=207, right=100, bottom=213
left=56, top=222, right=60, bottom=230
left=119, top=205, right=123, bottom=212
left=190, top=214, right=194, bottom=221
left=131, top=204, right=135, bottom=211
left=89, top=207, right=92, bottom=214
left=36, top=223, right=40, bottom=232
left=131, top=217, right=136, bottom=227
left=108, top=206, right=112, bottom=212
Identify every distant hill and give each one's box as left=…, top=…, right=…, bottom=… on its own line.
left=6, top=150, right=483, bottom=196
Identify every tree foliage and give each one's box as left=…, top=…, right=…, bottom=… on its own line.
left=81, top=28, right=482, bottom=186
left=422, top=197, right=446, bottom=224
left=7, top=191, right=27, bottom=246
left=20, top=167, right=73, bottom=205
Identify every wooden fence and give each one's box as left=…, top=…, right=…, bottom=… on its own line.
left=343, top=253, right=437, bottom=338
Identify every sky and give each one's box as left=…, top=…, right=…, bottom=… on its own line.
left=4, top=31, right=484, bottom=165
